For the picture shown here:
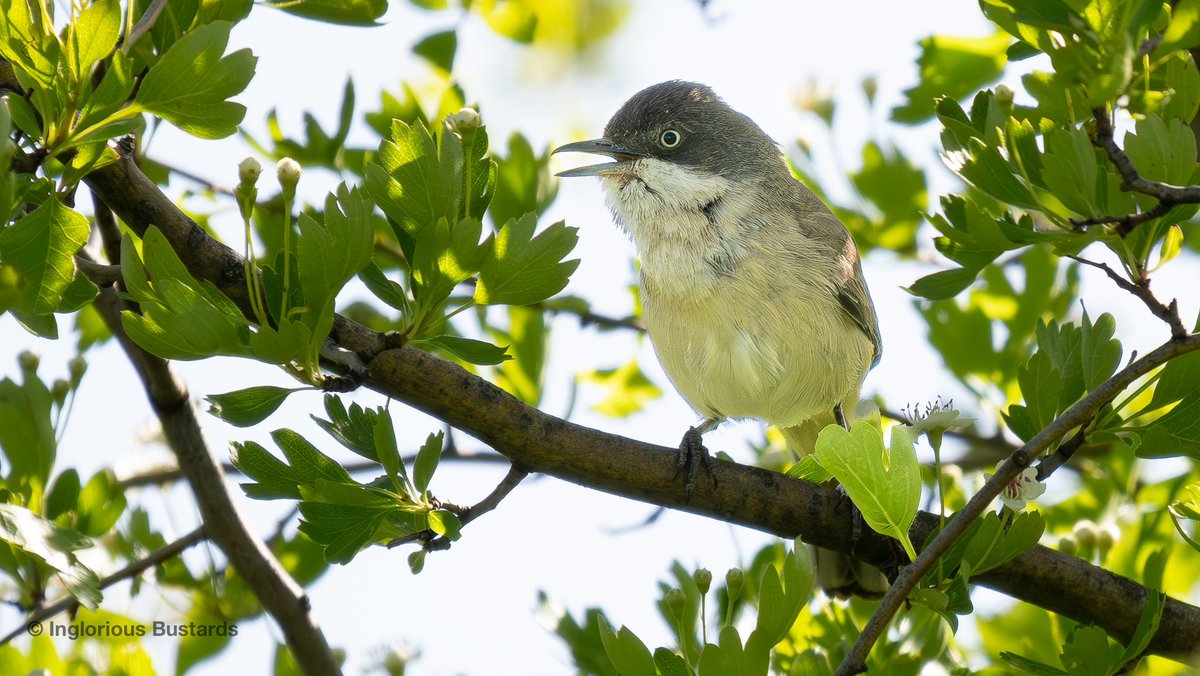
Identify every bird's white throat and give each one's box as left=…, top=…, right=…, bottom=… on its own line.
left=600, top=158, right=758, bottom=300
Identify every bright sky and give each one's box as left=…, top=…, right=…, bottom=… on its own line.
left=3, top=0, right=1199, bottom=673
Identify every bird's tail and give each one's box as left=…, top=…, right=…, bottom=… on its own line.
left=782, top=403, right=889, bottom=599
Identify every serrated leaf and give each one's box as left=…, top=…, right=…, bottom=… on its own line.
left=0, top=504, right=100, bottom=609
left=272, top=428, right=353, bottom=485
left=311, top=395, right=379, bottom=461
left=413, top=29, right=456, bottom=73
left=1139, top=390, right=1200, bottom=459
left=813, top=422, right=920, bottom=559
left=597, top=617, right=655, bottom=676
left=206, top=385, right=307, bottom=427
left=1079, top=311, right=1121, bottom=391
left=133, top=21, right=256, bottom=139
left=962, top=511, right=1045, bottom=576
left=0, top=198, right=90, bottom=314
left=231, top=440, right=301, bottom=500
left=580, top=359, right=662, bottom=418
left=366, top=118, right=462, bottom=238
left=413, top=431, right=444, bottom=496
left=475, top=214, right=579, bottom=305
left=417, top=334, right=511, bottom=365
left=374, top=408, right=408, bottom=492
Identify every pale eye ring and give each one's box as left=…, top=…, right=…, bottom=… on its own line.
left=660, top=129, right=681, bottom=148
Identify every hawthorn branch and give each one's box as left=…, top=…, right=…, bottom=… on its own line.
left=388, top=465, right=529, bottom=552
left=1068, top=255, right=1188, bottom=339
left=836, top=332, right=1200, bottom=674
left=1078, top=107, right=1200, bottom=235
left=0, top=526, right=208, bottom=646
left=88, top=274, right=339, bottom=675
left=83, top=143, right=1200, bottom=662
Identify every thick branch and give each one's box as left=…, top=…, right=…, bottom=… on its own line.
left=83, top=144, right=1200, bottom=662
left=0, top=526, right=207, bottom=646
left=89, top=282, right=340, bottom=675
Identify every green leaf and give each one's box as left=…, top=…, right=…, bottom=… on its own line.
left=1123, top=114, right=1197, bottom=186
left=951, top=137, right=1040, bottom=210
left=475, top=214, right=579, bottom=305
left=206, top=385, right=308, bottom=427
left=491, top=133, right=558, bottom=229
left=411, top=431, right=444, bottom=497
left=1079, top=311, right=1121, bottom=391
left=1159, top=0, right=1200, bottom=53
left=297, top=185, right=375, bottom=319
left=119, top=229, right=253, bottom=360
left=1014, top=349, right=1062, bottom=432
left=45, top=469, right=81, bottom=520
left=311, top=395, right=379, bottom=462
left=66, top=0, right=120, bottom=84
left=491, top=305, right=548, bottom=405
left=1041, top=126, right=1100, bottom=217
left=133, top=21, right=257, bottom=139
left=906, top=266, right=980, bottom=301
left=264, top=0, right=387, bottom=26
left=752, top=549, right=812, bottom=647
left=812, top=421, right=920, bottom=559
left=653, top=648, right=689, bottom=676
left=1113, top=592, right=1164, bottom=668
left=273, top=428, right=354, bottom=485
left=427, top=508, right=461, bottom=540
left=579, top=359, right=663, bottom=418
left=374, top=408, right=410, bottom=492
left=75, top=470, right=126, bottom=537
left=231, top=440, right=301, bottom=499
left=1059, top=625, right=1116, bottom=676
left=1139, top=390, right=1200, bottom=459
left=413, top=29, right=457, bottom=73
left=0, top=197, right=90, bottom=314
left=0, top=504, right=100, bottom=609
left=358, top=261, right=411, bottom=317
left=962, top=511, right=1045, bottom=576
left=417, top=334, right=511, bottom=365
left=366, top=118, right=462, bottom=238
left=597, top=616, right=656, bottom=676
left=893, top=32, right=1011, bottom=124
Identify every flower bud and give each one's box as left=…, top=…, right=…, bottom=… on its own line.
left=276, top=157, right=302, bottom=200
left=68, top=355, right=87, bottom=387
left=447, top=107, right=480, bottom=133
left=51, top=379, right=70, bottom=406
left=1096, top=525, right=1117, bottom=561
left=694, top=568, right=712, bottom=596
left=725, top=568, right=744, bottom=602
left=17, top=350, right=39, bottom=373
left=238, top=157, right=262, bottom=185
left=664, top=588, right=686, bottom=620
left=1057, top=534, right=1078, bottom=557
left=995, top=84, right=1014, bottom=107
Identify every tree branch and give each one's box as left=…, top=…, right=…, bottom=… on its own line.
left=388, top=465, right=528, bottom=552
left=1068, top=255, right=1188, bottom=339
left=88, top=275, right=340, bottom=674
left=1080, top=106, right=1200, bottom=235
left=837, top=332, right=1200, bottom=674
left=0, top=526, right=208, bottom=646
left=83, top=142, right=1200, bottom=662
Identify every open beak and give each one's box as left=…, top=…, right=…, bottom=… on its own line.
left=552, top=138, right=644, bottom=177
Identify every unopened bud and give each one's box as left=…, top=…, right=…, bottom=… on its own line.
left=1097, top=525, right=1117, bottom=561
left=725, top=568, right=744, bottom=602
left=861, top=76, right=878, bottom=105
left=238, top=157, right=262, bottom=185
left=664, top=588, right=686, bottom=620
left=51, top=379, right=70, bottom=406
left=68, top=355, right=87, bottom=387
left=447, top=107, right=480, bottom=133
left=1057, top=534, right=1078, bottom=557
left=995, top=84, right=1014, bottom=107
left=694, top=568, right=712, bottom=595
left=17, top=350, right=39, bottom=373
left=276, top=157, right=301, bottom=200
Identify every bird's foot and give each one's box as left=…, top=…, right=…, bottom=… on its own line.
left=674, top=426, right=717, bottom=498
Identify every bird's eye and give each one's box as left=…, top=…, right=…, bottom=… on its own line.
left=660, top=129, right=681, bottom=148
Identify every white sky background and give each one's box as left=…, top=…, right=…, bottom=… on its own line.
left=2, top=0, right=1199, bottom=673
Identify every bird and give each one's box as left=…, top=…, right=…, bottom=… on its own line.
left=553, top=80, right=887, bottom=598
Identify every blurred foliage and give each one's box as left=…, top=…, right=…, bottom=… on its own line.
left=0, top=0, right=1199, bottom=673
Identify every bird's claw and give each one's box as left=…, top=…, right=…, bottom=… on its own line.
left=674, top=426, right=717, bottom=498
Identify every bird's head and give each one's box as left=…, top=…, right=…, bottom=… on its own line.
left=553, top=81, right=783, bottom=188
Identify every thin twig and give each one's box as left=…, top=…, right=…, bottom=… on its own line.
left=117, top=450, right=509, bottom=489
left=835, top=332, right=1200, bottom=675
left=388, top=465, right=529, bottom=551
left=73, top=254, right=122, bottom=286
left=1068, top=255, right=1188, bottom=338
left=1035, top=419, right=1092, bottom=481
left=1070, top=200, right=1173, bottom=231
left=1079, top=107, right=1200, bottom=235
left=122, top=0, right=169, bottom=56
left=0, top=526, right=207, bottom=646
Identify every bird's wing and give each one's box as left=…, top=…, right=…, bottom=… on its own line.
left=836, top=257, right=882, bottom=369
